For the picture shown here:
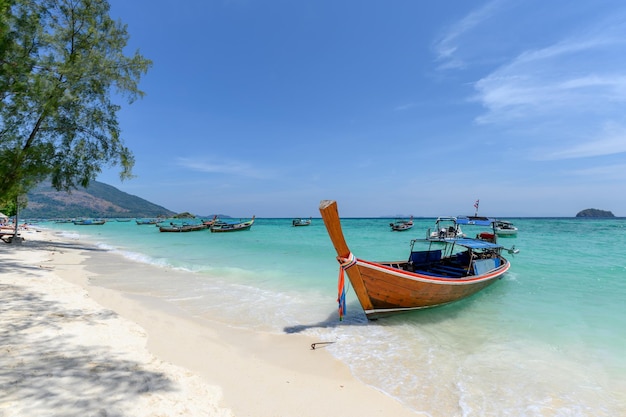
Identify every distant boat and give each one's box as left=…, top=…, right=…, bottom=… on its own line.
left=73, top=219, right=106, bottom=225
left=493, top=220, right=518, bottom=236
left=210, top=216, right=255, bottom=233
left=319, top=200, right=517, bottom=320
left=116, top=218, right=132, bottom=222
left=158, top=222, right=207, bottom=232
left=427, top=217, right=466, bottom=241
left=390, top=216, right=413, bottom=231
left=292, top=217, right=312, bottom=227
left=201, top=215, right=219, bottom=227
left=136, top=218, right=160, bottom=225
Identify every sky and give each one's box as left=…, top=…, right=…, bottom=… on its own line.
left=97, top=0, right=626, bottom=218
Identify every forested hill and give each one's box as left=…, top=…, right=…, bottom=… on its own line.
left=21, top=181, right=175, bottom=219
left=575, top=208, right=615, bottom=218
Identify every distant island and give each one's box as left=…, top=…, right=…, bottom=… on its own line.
left=576, top=208, right=615, bottom=218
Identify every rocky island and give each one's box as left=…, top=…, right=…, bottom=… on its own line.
left=575, top=208, right=615, bottom=218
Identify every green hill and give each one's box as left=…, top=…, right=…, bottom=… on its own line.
left=21, top=181, right=175, bottom=219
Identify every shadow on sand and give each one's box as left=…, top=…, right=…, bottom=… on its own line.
left=0, top=281, right=176, bottom=416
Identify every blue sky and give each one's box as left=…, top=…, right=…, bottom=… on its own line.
left=98, top=0, right=626, bottom=217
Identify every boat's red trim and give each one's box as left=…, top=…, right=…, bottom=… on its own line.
left=354, top=258, right=509, bottom=284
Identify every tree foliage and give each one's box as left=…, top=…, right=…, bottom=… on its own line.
left=0, top=0, right=151, bottom=205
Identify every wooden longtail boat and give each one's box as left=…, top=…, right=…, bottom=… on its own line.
left=158, top=223, right=207, bottom=232
left=136, top=218, right=160, bottom=225
left=319, top=200, right=515, bottom=320
left=389, top=216, right=413, bottom=231
left=73, top=219, right=106, bottom=225
left=202, top=215, right=218, bottom=227
left=210, top=216, right=255, bottom=233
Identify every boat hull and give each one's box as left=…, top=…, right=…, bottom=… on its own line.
left=73, top=220, right=106, bottom=225
left=495, top=228, right=518, bottom=236
left=158, top=224, right=207, bottom=232
left=210, top=217, right=255, bottom=233
left=390, top=224, right=413, bottom=231
left=346, top=259, right=508, bottom=319
left=210, top=224, right=253, bottom=232
left=292, top=220, right=311, bottom=226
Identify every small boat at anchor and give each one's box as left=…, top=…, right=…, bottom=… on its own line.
left=493, top=220, right=518, bottom=236
left=427, top=217, right=465, bottom=241
left=319, top=200, right=518, bottom=320
left=202, top=215, right=219, bottom=227
left=210, top=216, right=255, bottom=233
left=73, top=219, right=106, bottom=225
left=390, top=216, right=413, bottom=231
left=292, top=217, right=312, bottom=227
left=136, top=218, right=160, bottom=225
left=158, top=222, right=207, bottom=232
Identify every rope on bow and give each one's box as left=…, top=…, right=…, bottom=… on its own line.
left=336, top=253, right=356, bottom=321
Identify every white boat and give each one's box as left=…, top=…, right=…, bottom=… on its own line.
left=292, top=218, right=312, bottom=227
left=493, top=220, right=518, bottom=236
left=427, top=217, right=465, bottom=241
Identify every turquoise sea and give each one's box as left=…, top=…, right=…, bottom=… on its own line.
left=42, top=217, right=626, bottom=416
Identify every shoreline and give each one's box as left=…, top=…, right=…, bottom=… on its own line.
left=1, top=228, right=422, bottom=416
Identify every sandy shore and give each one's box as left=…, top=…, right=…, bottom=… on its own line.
left=1, top=228, right=422, bottom=417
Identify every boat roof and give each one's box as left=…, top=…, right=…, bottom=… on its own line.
left=451, top=238, right=502, bottom=249
left=414, top=237, right=503, bottom=250
left=455, top=216, right=494, bottom=226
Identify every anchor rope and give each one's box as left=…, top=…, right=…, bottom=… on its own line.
left=311, top=341, right=336, bottom=350
left=336, top=253, right=356, bottom=321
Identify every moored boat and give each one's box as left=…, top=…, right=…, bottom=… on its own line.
left=202, top=215, right=219, bottom=227
left=493, top=220, right=518, bottom=236
left=389, top=216, right=413, bottom=231
left=210, top=216, right=255, bottom=233
left=136, top=218, right=160, bottom=225
left=427, top=217, right=465, bottom=241
left=319, top=200, right=517, bottom=320
left=73, top=219, right=106, bottom=225
left=292, top=217, right=312, bottom=227
left=158, top=222, right=207, bottom=232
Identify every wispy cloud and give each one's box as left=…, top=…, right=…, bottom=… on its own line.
left=474, top=34, right=626, bottom=124
left=394, top=102, right=416, bottom=111
left=568, top=163, right=626, bottom=181
left=538, top=122, right=626, bottom=160
left=176, top=157, right=275, bottom=179
left=471, top=10, right=626, bottom=160
left=432, top=0, right=503, bottom=70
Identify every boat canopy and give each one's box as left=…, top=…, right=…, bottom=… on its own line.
left=413, top=237, right=503, bottom=250
left=452, top=238, right=502, bottom=249
left=456, top=216, right=494, bottom=227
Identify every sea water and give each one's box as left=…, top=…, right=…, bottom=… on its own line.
left=42, top=217, right=626, bottom=416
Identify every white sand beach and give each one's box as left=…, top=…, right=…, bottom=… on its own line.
left=0, top=228, right=422, bottom=417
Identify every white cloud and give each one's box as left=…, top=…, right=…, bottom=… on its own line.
left=468, top=11, right=626, bottom=163
left=394, top=102, right=416, bottom=111
left=538, top=122, right=626, bottom=160
left=176, top=157, right=275, bottom=179
left=568, top=163, right=626, bottom=181
left=473, top=16, right=626, bottom=124
left=433, top=0, right=503, bottom=70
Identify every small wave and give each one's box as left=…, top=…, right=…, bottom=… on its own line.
left=57, top=231, right=81, bottom=240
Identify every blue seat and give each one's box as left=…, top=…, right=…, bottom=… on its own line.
left=409, top=250, right=442, bottom=265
